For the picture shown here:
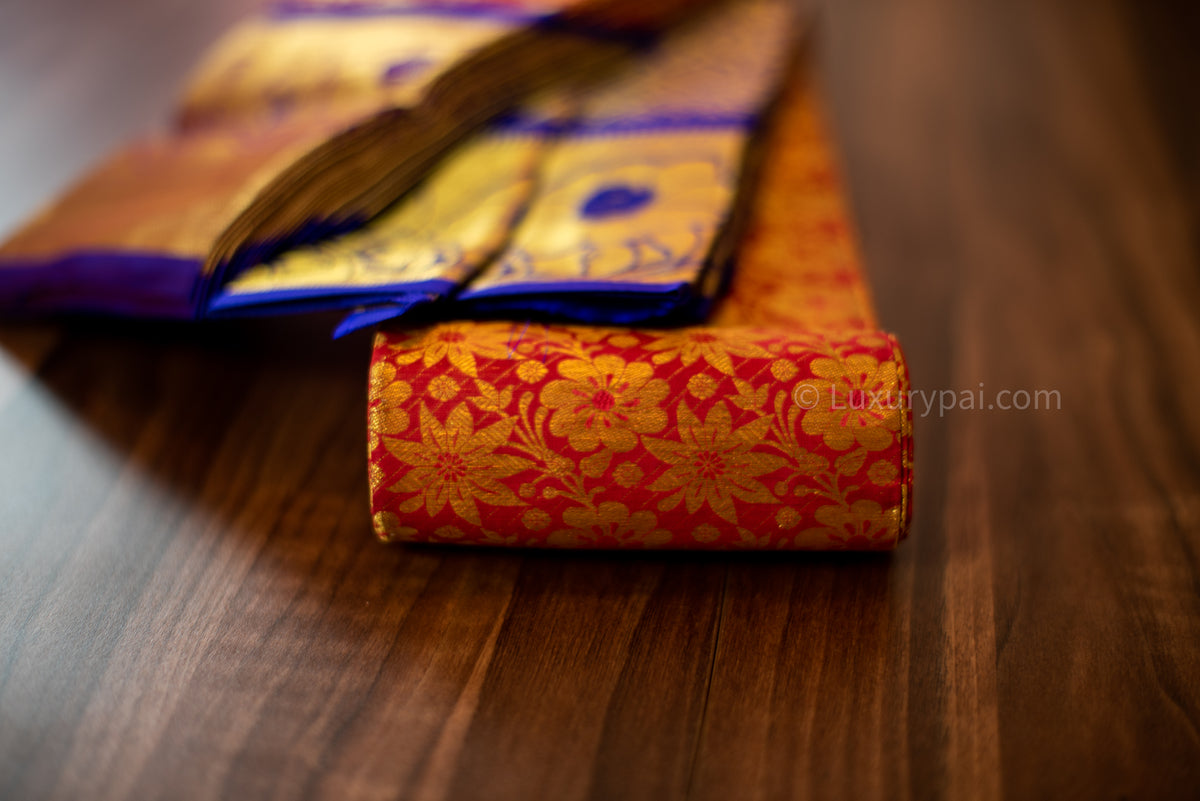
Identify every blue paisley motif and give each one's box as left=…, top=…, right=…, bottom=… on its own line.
left=580, top=184, right=655, bottom=219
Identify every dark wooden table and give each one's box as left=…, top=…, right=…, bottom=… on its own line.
left=2, top=1, right=1198, bottom=798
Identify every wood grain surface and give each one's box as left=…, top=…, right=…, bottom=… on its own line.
left=2, top=0, right=1198, bottom=799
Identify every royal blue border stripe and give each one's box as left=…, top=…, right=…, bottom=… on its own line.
left=491, top=111, right=757, bottom=136
left=457, top=278, right=692, bottom=299
left=0, top=250, right=202, bottom=319
left=206, top=278, right=458, bottom=312
left=268, top=2, right=551, bottom=24
left=334, top=298, right=429, bottom=336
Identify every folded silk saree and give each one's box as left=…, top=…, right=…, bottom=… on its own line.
left=0, top=0, right=721, bottom=323
left=0, top=0, right=914, bottom=549
left=214, top=0, right=795, bottom=333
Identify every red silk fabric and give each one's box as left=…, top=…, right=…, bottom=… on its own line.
left=369, top=324, right=911, bottom=548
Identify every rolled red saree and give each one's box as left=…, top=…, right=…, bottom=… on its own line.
left=366, top=71, right=914, bottom=550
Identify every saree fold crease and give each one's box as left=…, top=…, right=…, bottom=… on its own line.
left=367, top=73, right=915, bottom=550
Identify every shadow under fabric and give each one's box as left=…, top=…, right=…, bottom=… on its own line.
left=366, top=68, right=915, bottom=550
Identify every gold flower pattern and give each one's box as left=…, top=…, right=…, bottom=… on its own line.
left=643, top=328, right=770, bottom=375
left=643, top=401, right=784, bottom=524
left=548, top=502, right=670, bottom=548
left=384, top=402, right=532, bottom=526
left=802, top=500, right=901, bottom=549
left=799, top=354, right=901, bottom=452
left=387, top=321, right=518, bottom=377
left=368, top=320, right=910, bottom=549
left=540, top=354, right=668, bottom=453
